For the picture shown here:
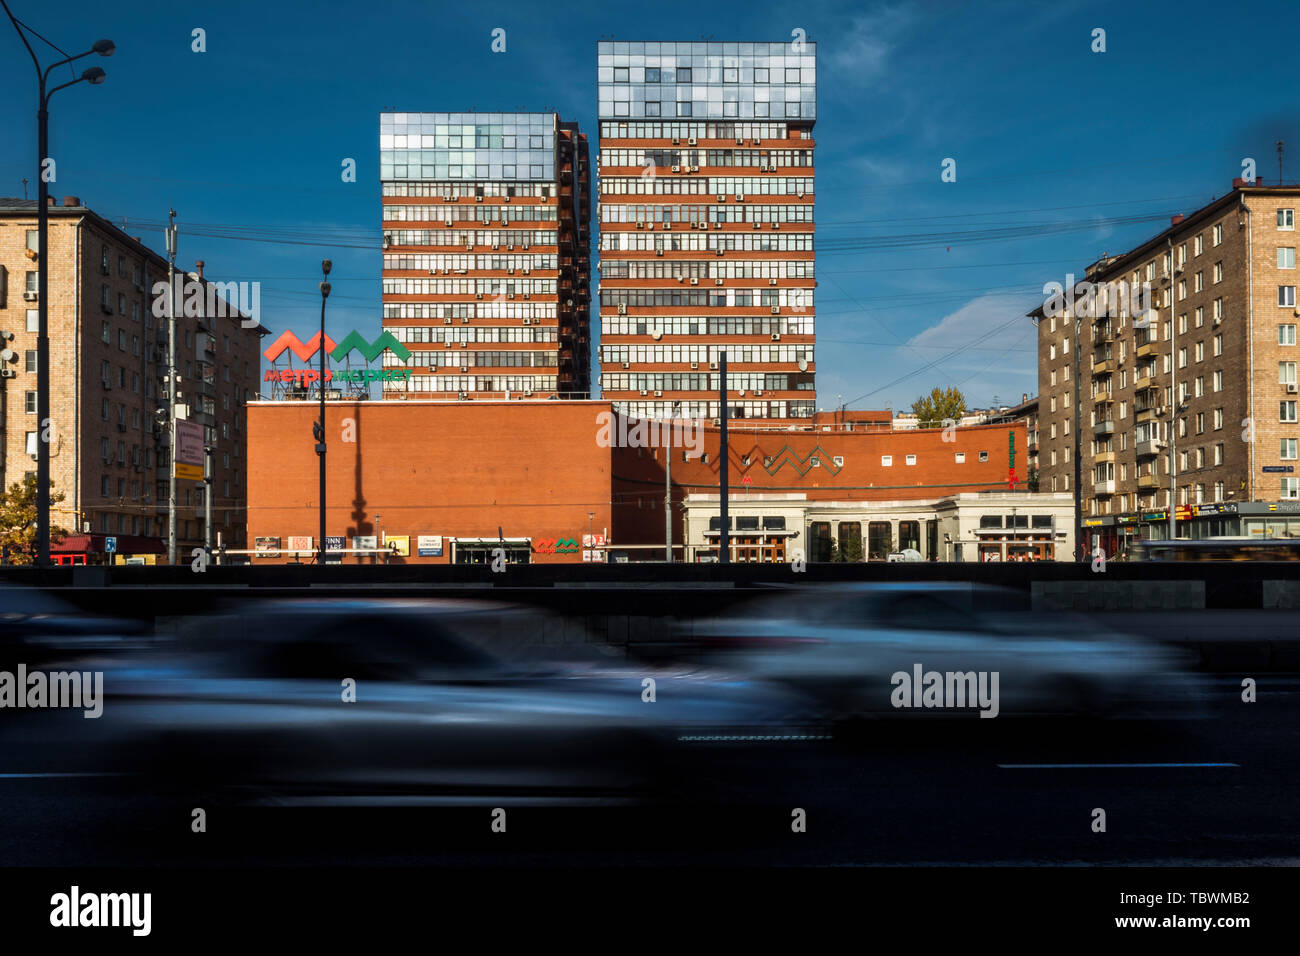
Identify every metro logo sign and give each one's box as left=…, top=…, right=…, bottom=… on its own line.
left=263, top=331, right=337, bottom=363
left=332, top=330, right=410, bottom=362
left=262, top=330, right=411, bottom=364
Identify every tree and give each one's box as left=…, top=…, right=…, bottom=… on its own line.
left=1027, top=467, right=1040, bottom=493
left=911, top=386, right=968, bottom=428
left=0, top=476, right=68, bottom=565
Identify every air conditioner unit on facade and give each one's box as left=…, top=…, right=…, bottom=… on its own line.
left=461, top=366, right=468, bottom=372
left=690, top=278, right=699, bottom=285
left=622, top=362, right=630, bottom=369
left=715, top=279, right=723, bottom=285
left=618, top=304, right=627, bottom=314
left=640, top=390, right=648, bottom=396
left=736, top=194, right=745, bottom=201
left=1289, top=384, right=1299, bottom=394
left=690, top=362, right=699, bottom=369
left=755, top=390, right=763, bottom=396
left=671, top=166, right=680, bottom=173
left=770, top=307, right=780, bottom=314
left=771, top=333, right=781, bottom=341
left=769, top=278, right=777, bottom=285
left=688, top=138, right=697, bottom=146
left=709, top=362, right=718, bottom=370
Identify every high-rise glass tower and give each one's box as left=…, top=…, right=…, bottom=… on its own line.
left=596, top=40, right=816, bottom=422
left=379, top=112, right=591, bottom=400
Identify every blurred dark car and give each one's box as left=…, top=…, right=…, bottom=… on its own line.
left=688, top=583, right=1207, bottom=722
left=65, top=599, right=806, bottom=805
left=0, top=584, right=150, bottom=669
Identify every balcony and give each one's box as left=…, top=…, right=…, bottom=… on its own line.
left=1094, top=450, right=1117, bottom=465
left=1094, top=418, right=1116, bottom=436
left=1094, top=480, right=1117, bottom=495
left=1091, top=357, right=1116, bottom=377
left=1136, top=439, right=1163, bottom=458
left=1137, top=473, right=1161, bottom=490
left=1135, top=404, right=1162, bottom=423
left=1136, top=340, right=1159, bottom=359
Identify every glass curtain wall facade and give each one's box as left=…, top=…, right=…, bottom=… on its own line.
left=597, top=41, right=817, bottom=422
left=380, top=112, right=591, bottom=399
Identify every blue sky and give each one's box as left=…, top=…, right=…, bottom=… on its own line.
left=2, top=0, right=1297, bottom=413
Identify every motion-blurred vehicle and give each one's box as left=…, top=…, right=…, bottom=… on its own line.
left=689, top=583, right=1206, bottom=722
left=1132, top=538, right=1300, bottom=561
left=54, top=599, right=806, bottom=805
left=0, top=584, right=149, bottom=669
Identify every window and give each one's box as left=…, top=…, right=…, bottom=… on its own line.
left=1194, top=234, right=1203, bottom=255
left=785, top=68, right=801, bottom=83
left=905, top=454, right=917, bottom=466
left=755, top=67, right=769, bottom=82
left=25, top=350, right=36, bottom=372
left=26, top=309, right=38, bottom=332
left=1195, top=341, right=1204, bottom=362
left=978, top=450, right=989, bottom=462
left=1283, top=439, right=1298, bottom=460
left=954, top=452, right=965, bottom=463
left=1279, top=209, right=1295, bottom=231
left=644, top=67, right=660, bottom=83
left=613, top=66, right=628, bottom=82
left=1281, top=362, right=1298, bottom=385
left=1214, top=443, right=1224, bottom=465
left=1213, top=223, right=1224, bottom=245
left=24, top=391, right=36, bottom=413
left=1281, top=325, right=1297, bottom=346
left=25, top=270, right=38, bottom=293
left=1214, top=408, right=1225, bottom=429
left=677, top=101, right=692, bottom=117
left=1213, top=333, right=1223, bottom=356
left=1283, top=401, right=1298, bottom=423
left=1214, top=261, right=1224, bottom=283
left=1284, top=477, right=1299, bottom=500
left=676, top=67, right=692, bottom=82
left=1196, top=412, right=1204, bottom=434
left=1280, top=247, right=1296, bottom=269
left=1281, top=286, right=1297, bottom=308
left=881, top=455, right=893, bottom=467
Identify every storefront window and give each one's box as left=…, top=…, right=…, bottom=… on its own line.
left=867, top=521, right=892, bottom=559
left=898, top=520, right=920, bottom=552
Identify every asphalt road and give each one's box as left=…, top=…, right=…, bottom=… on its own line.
left=1, top=675, right=1295, bottom=867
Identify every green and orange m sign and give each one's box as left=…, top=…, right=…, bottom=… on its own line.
left=263, top=330, right=412, bottom=385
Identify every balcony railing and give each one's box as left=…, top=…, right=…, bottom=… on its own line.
left=1137, top=473, right=1161, bottom=490
left=1135, top=439, right=1162, bottom=458
left=1094, top=479, right=1117, bottom=495
left=1091, top=357, right=1115, bottom=376
left=1094, top=418, right=1116, bottom=436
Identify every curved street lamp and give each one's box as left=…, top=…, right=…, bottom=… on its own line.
left=2, top=2, right=113, bottom=566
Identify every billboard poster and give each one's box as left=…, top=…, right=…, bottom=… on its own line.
left=254, top=536, right=281, bottom=557
left=352, top=535, right=378, bottom=550
left=174, top=420, right=206, bottom=481
left=417, top=535, right=443, bottom=557
left=385, top=535, right=410, bottom=557
left=287, top=535, right=313, bottom=552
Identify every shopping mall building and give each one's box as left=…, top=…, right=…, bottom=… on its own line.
left=243, top=399, right=1064, bottom=563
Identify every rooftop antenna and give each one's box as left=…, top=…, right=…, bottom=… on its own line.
left=1278, top=140, right=1286, bottom=185
left=21, top=177, right=28, bottom=200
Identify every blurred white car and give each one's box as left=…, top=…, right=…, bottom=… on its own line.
left=692, top=583, right=1206, bottom=721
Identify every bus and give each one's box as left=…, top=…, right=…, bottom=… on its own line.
left=1132, top=538, right=1300, bottom=561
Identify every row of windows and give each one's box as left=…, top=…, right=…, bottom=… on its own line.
left=386, top=326, right=558, bottom=343
left=602, top=373, right=812, bottom=391
left=605, top=65, right=809, bottom=85
left=382, top=205, right=558, bottom=222
left=598, top=178, right=813, bottom=195
left=600, top=149, right=812, bottom=168
left=600, top=289, right=810, bottom=308
left=382, top=302, right=556, bottom=320
left=603, top=100, right=809, bottom=119
left=380, top=163, right=550, bottom=181
left=381, top=182, right=555, bottom=198
left=599, top=121, right=801, bottom=139
left=383, top=230, right=558, bottom=247
left=601, top=316, right=815, bottom=335
left=383, top=254, right=557, bottom=271
left=382, top=278, right=558, bottom=295
left=396, top=375, right=558, bottom=392
left=398, top=351, right=558, bottom=368
left=600, top=259, right=814, bottom=279
left=612, top=400, right=815, bottom=419
left=600, top=233, right=814, bottom=252
left=599, top=204, right=814, bottom=223
left=600, top=345, right=811, bottom=364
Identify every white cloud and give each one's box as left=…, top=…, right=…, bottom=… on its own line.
left=823, top=5, right=917, bottom=83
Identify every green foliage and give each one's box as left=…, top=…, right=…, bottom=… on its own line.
left=911, top=386, right=968, bottom=428
left=0, top=475, right=68, bottom=565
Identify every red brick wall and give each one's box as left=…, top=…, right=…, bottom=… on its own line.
left=246, top=400, right=614, bottom=563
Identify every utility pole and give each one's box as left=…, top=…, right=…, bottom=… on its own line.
left=315, top=260, right=332, bottom=563
left=718, top=352, right=729, bottom=564
left=1072, top=307, right=1082, bottom=562
left=165, top=211, right=178, bottom=565
left=1167, top=238, right=1178, bottom=544
left=665, top=400, right=678, bottom=562
left=203, top=444, right=213, bottom=559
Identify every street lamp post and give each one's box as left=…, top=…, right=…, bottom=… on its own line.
left=3, top=4, right=113, bottom=566
left=315, top=260, right=332, bottom=564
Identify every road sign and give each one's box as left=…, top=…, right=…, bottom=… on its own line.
left=105, top=537, right=116, bottom=554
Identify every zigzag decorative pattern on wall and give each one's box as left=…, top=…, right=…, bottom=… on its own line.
left=762, top=444, right=842, bottom=477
